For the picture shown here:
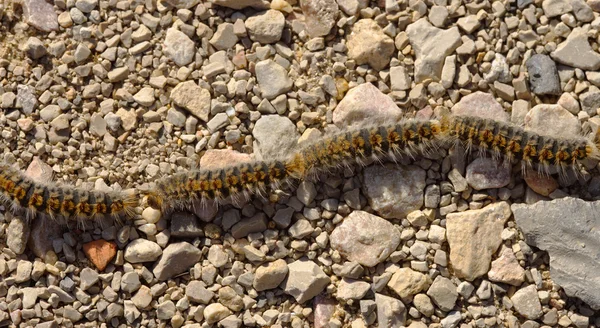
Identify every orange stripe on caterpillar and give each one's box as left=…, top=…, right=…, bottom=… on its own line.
left=0, top=162, right=136, bottom=223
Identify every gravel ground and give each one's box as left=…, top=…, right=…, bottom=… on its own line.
left=0, top=0, right=600, bottom=327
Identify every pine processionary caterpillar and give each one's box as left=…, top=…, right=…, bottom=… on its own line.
left=0, top=161, right=137, bottom=224
left=444, top=115, right=600, bottom=176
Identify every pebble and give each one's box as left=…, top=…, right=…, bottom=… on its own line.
left=488, top=247, right=525, bottom=286
left=542, top=0, right=572, bottom=17
left=218, top=286, right=244, bottom=311
left=282, top=259, right=330, bottom=303
left=347, top=19, right=395, bottom=70
left=523, top=169, right=559, bottom=196
left=375, top=293, right=406, bottom=327
left=301, top=0, right=338, bottom=37
left=124, top=239, right=163, bottom=263
left=427, top=276, right=458, bottom=311
left=332, top=82, right=402, bottom=128
left=413, top=294, right=435, bottom=317
left=132, top=285, right=153, bottom=308
left=524, top=104, right=580, bottom=139
left=83, top=240, right=117, bottom=272
left=314, top=295, right=336, bottom=328
left=336, top=278, right=370, bottom=301
left=231, top=213, right=268, bottom=239
left=7, top=216, right=29, bottom=255
left=552, top=26, right=600, bottom=70
left=164, top=28, right=196, bottom=66
left=406, top=18, right=461, bottom=82
left=204, top=303, right=232, bottom=324
left=133, top=87, right=155, bottom=107
left=121, top=271, right=142, bottom=293
left=245, top=10, right=285, bottom=44
left=22, top=0, right=59, bottom=32
left=79, top=267, right=99, bottom=291
left=255, top=59, right=292, bottom=100
left=252, top=115, right=298, bottom=159
left=525, top=54, right=561, bottom=95
left=170, top=212, right=204, bottom=237
left=170, top=81, right=211, bottom=122
left=15, top=260, right=33, bottom=283
left=153, top=242, right=202, bottom=281
left=511, top=285, right=543, bottom=319
left=186, top=280, right=215, bottom=304
left=330, top=211, right=400, bottom=267
left=446, top=202, right=512, bottom=281
left=465, top=158, right=511, bottom=190
left=451, top=91, right=510, bottom=121
left=210, top=23, right=238, bottom=50
left=362, top=164, right=426, bottom=219
left=387, top=267, right=430, bottom=298
left=253, top=259, right=289, bottom=291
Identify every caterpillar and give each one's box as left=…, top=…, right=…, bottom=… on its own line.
left=144, top=119, right=448, bottom=211
left=444, top=115, right=600, bottom=176
left=0, top=161, right=137, bottom=224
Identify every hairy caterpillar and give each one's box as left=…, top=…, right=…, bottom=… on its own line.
left=445, top=115, right=600, bottom=176
left=145, top=119, right=448, bottom=211
left=0, top=161, right=137, bottom=224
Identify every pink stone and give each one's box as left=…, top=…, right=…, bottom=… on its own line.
left=313, top=294, right=336, bottom=328
left=22, top=0, right=59, bottom=32
left=524, top=168, right=559, bottom=197
left=199, top=149, right=253, bottom=169
left=333, top=83, right=402, bottom=128
left=488, top=248, right=525, bottom=286
left=451, top=91, right=509, bottom=122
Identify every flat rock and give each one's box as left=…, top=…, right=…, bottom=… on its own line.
left=153, top=242, right=202, bottom=281
left=83, top=240, right=117, bottom=271
left=282, top=259, right=330, bottom=303
left=512, top=197, right=600, bottom=309
left=524, top=104, right=580, bottom=139
left=186, top=281, right=214, bottom=304
left=124, top=239, right=163, bottom=263
left=301, top=0, right=338, bottom=37
left=7, top=215, right=29, bottom=255
left=200, top=149, right=253, bottom=168
left=426, top=276, right=458, bottom=312
left=446, top=202, right=512, bottom=281
left=330, top=211, right=400, bottom=267
left=170, top=212, right=204, bottom=237
left=336, top=278, right=370, bottom=301
left=170, top=81, right=211, bottom=122
left=488, top=247, right=525, bottom=286
left=347, top=19, right=395, bottom=70
left=387, top=268, right=431, bottom=298
left=255, top=60, right=292, bottom=100
left=525, top=54, right=561, bottom=95
left=511, top=285, right=543, bottom=319
left=245, top=10, right=285, bottom=44
left=332, top=83, right=402, bottom=128
left=163, top=0, right=198, bottom=8
left=542, top=0, right=572, bottom=17
left=230, top=213, right=268, bottom=239
left=523, top=169, right=558, bottom=197
left=253, top=115, right=298, bottom=159
left=375, top=293, right=406, bottom=328
left=465, top=158, right=511, bottom=190
left=451, top=91, right=509, bottom=122
left=253, top=259, right=289, bottom=291
left=313, top=295, right=336, bottom=328
left=164, top=28, right=195, bottom=66
left=23, top=0, right=59, bottom=32
left=406, top=18, right=461, bottom=83
left=552, top=26, right=600, bottom=70
left=362, top=164, right=426, bottom=219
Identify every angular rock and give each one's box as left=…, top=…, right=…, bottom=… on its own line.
left=7, top=215, right=29, bottom=255
left=387, top=268, right=430, bottom=298
left=332, top=83, right=402, bottom=128
left=426, top=276, right=458, bottom=312
left=525, top=54, right=561, bottom=95
left=211, top=0, right=268, bottom=9
left=542, top=0, right=572, bottom=17
left=336, top=278, right=370, bottom=301
left=314, top=295, right=336, bottom=328
left=170, top=212, right=204, bottom=237
left=186, top=281, right=214, bottom=304
left=245, top=10, right=285, bottom=44
left=253, top=259, right=289, bottom=291
left=164, top=28, right=196, bottom=66
left=451, top=91, right=509, bottom=122
left=83, top=240, right=117, bottom=271
left=255, top=60, right=292, bottom=100
left=23, top=0, right=59, bottom=32
left=230, top=213, right=268, bottom=239
left=446, top=202, right=512, bottom=281
left=330, top=211, right=400, bottom=267
left=511, top=285, right=543, bottom=319
left=512, top=198, right=600, bottom=309
left=253, top=115, right=298, bottom=159
left=347, top=19, right=395, bottom=70
left=375, top=293, right=406, bottom=328
left=204, top=303, right=232, bottom=324
left=170, top=81, right=211, bottom=122
left=552, top=27, right=600, bottom=70
left=362, top=164, right=426, bottom=219
left=406, top=18, right=461, bottom=83
left=465, top=158, right=511, bottom=190
left=282, top=259, right=330, bottom=303
left=153, top=242, right=202, bottom=281
left=524, top=104, right=580, bottom=139
left=301, top=0, right=338, bottom=37
left=488, top=247, right=525, bottom=286
left=124, top=239, right=162, bottom=263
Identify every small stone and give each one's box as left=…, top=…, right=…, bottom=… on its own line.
left=253, top=259, right=289, bottom=291
left=406, top=18, right=461, bottom=82
left=245, top=10, right=285, bottom=44
left=347, top=19, right=395, bottom=70
left=255, top=60, right=292, bottom=100
left=330, top=211, right=400, bottom=267
left=526, top=54, right=561, bottom=95
left=336, top=278, right=370, bottom=301
left=441, top=311, right=462, bottom=328
left=133, top=87, right=155, bottom=107
left=153, top=242, right=202, bottom=281
left=218, top=286, right=244, bottom=312
left=231, top=214, right=268, bottom=239
left=542, top=0, right=572, bottom=17
left=552, top=26, right=600, bottom=70
left=390, top=66, right=411, bottom=91
left=253, top=115, right=298, bottom=159
left=131, top=286, right=152, bottom=309
left=24, top=37, right=47, bottom=59
left=83, top=240, right=117, bottom=271
left=124, top=239, right=162, bottom=263
left=7, top=216, right=29, bottom=255
left=413, top=294, right=435, bottom=317
left=171, top=212, right=204, bottom=237
left=282, top=259, right=330, bottom=303
left=446, top=202, right=512, bottom=281
left=170, top=81, right=211, bottom=122
left=121, top=272, right=141, bottom=293
left=301, top=0, right=338, bottom=37
left=164, top=28, right=196, bottom=66
left=204, top=303, right=232, bottom=324
left=451, top=91, right=510, bottom=121
left=457, top=15, right=481, bottom=33
left=297, top=181, right=317, bottom=206
left=488, top=247, right=525, bottom=286
left=511, top=285, right=543, bottom=319
left=465, top=158, right=511, bottom=190
left=15, top=261, right=33, bottom=283
left=426, top=276, right=458, bottom=311
left=387, top=268, right=430, bottom=298
left=186, top=280, right=215, bottom=304
left=207, top=245, right=229, bottom=268
left=22, top=0, right=59, bottom=32
left=332, top=83, right=402, bottom=128
left=210, top=23, right=238, bottom=51
left=524, top=104, right=580, bottom=139
left=523, top=168, right=559, bottom=196
left=79, top=267, right=99, bottom=291
left=375, top=293, right=406, bottom=327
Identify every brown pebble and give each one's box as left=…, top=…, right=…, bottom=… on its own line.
left=83, top=240, right=117, bottom=271
left=523, top=168, right=558, bottom=196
